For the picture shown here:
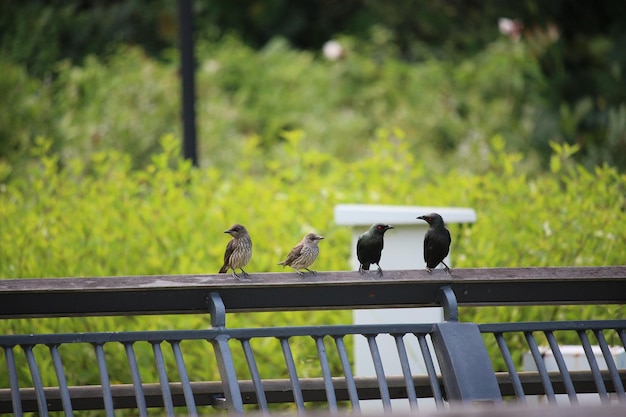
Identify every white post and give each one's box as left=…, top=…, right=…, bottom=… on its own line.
left=334, top=204, right=477, bottom=411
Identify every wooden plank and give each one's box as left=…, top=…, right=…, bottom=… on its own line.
left=0, top=267, right=624, bottom=318
left=2, top=266, right=624, bottom=292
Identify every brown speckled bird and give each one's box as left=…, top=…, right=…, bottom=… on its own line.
left=219, top=224, right=252, bottom=279
left=278, top=233, right=324, bottom=275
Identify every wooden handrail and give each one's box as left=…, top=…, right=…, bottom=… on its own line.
left=0, top=266, right=625, bottom=318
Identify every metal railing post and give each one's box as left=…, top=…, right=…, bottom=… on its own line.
left=207, top=292, right=244, bottom=414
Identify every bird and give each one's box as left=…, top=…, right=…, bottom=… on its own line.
left=417, top=213, right=451, bottom=274
left=278, top=233, right=324, bottom=275
left=356, top=224, right=394, bottom=276
left=219, top=224, right=252, bottom=279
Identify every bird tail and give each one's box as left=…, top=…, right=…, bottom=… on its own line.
left=219, top=265, right=228, bottom=273
left=277, top=261, right=286, bottom=266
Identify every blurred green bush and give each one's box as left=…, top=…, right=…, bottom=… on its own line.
left=0, top=36, right=549, bottom=179
left=3, top=1, right=626, bottom=171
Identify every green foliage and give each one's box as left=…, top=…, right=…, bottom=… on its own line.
left=54, top=47, right=181, bottom=168
left=3, top=2, right=626, bottom=170
left=1, top=130, right=624, bottom=389
left=0, top=60, right=56, bottom=170
left=1, top=36, right=552, bottom=179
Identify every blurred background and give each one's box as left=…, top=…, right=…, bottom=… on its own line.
left=2, top=0, right=626, bottom=173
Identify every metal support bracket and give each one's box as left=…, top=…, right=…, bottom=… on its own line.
left=208, top=292, right=226, bottom=328
left=432, top=322, right=503, bottom=405
left=438, top=285, right=458, bottom=322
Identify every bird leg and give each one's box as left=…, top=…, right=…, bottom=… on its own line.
left=441, top=262, right=452, bottom=275
left=358, top=265, right=365, bottom=275
left=376, top=264, right=383, bottom=277
left=426, top=267, right=433, bottom=274
left=291, top=267, right=304, bottom=276
left=304, top=268, right=316, bottom=274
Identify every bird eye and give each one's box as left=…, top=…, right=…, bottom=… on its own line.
left=377, top=225, right=382, bottom=230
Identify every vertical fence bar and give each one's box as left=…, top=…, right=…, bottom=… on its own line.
left=314, top=336, right=338, bottom=412
left=366, top=335, right=391, bottom=412
left=49, top=344, right=74, bottom=416
left=594, top=330, right=625, bottom=401
left=211, top=334, right=244, bottom=414
left=240, top=338, right=269, bottom=413
left=4, top=346, right=23, bottom=416
left=279, top=337, right=305, bottom=413
left=524, top=332, right=556, bottom=404
left=393, top=334, right=418, bottom=410
left=493, top=332, right=526, bottom=403
left=333, top=336, right=360, bottom=412
left=578, top=331, right=609, bottom=403
left=416, top=334, right=444, bottom=408
left=124, top=342, right=148, bottom=417
left=23, top=345, right=48, bottom=417
left=171, top=341, right=199, bottom=416
left=94, top=343, right=115, bottom=417
left=152, top=342, right=175, bottom=416
left=544, top=332, right=578, bottom=404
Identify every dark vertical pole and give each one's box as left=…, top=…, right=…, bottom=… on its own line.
left=178, top=0, right=198, bottom=166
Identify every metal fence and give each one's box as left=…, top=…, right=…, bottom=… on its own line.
left=0, top=266, right=625, bottom=415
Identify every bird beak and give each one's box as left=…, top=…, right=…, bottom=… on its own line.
left=224, top=229, right=231, bottom=234
left=386, top=225, right=394, bottom=230
left=318, top=236, right=325, bottom=240
left=416, top=215, right=425, bottom=220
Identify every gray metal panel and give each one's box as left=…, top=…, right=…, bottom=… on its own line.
left=432, top=322, right=502, bottom=404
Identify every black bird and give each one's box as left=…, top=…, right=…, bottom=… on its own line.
left=219, top=224, right=252, bottom=279
left=417, top=213, right=451, bottom=274
left=357, top=223, right=394, bottom=276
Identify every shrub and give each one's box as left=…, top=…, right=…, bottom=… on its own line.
left=2, top=37, right=551, bottom=180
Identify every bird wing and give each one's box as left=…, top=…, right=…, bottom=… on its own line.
left=356, top=234, right=366, bottom=264
left=280, top=242, right=304, bottom=266
left=222, top=239, right=236, bottom=266
left=423, top=232, right=436, bottom=266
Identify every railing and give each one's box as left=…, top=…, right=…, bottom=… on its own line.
left=0, top=266, right=625, bottom=416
